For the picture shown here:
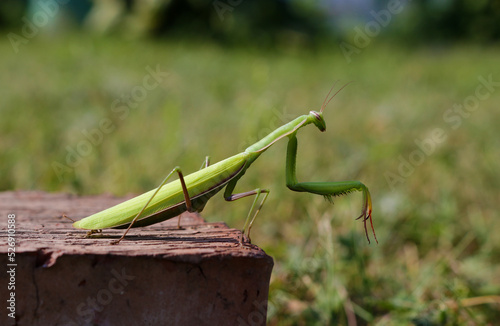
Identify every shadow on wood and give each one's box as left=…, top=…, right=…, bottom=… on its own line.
left=0, top=191, right=274, bottom=326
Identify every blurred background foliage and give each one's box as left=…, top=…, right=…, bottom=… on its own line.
left=1, top=0, right=500, bottom=45
left=1, top=1, right=499, bottom=325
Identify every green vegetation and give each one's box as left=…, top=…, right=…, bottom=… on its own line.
left=1, top=34, right=499, bottom=324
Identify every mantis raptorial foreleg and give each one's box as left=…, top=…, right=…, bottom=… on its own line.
left=110, top=166, right=193, bottom=245
left=285, top=133, right=377, bottom=244
left=224, top=178, right=270, bottom=244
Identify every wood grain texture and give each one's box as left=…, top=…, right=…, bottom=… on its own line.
left=0, top=191, right=273, bottom=326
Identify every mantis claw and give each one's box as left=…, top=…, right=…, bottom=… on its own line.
left=356, top=190, right=377, bottom=244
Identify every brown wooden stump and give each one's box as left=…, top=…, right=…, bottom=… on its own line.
left=0, top=191, right=273, bottom=326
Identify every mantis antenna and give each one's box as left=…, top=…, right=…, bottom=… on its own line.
left=321, top=81, right=354, bottom=113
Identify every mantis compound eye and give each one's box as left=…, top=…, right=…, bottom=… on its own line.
left=309, top=110, right=326, bottom=132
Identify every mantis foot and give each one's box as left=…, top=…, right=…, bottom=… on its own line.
left=238, top=232, right=254, bottom=249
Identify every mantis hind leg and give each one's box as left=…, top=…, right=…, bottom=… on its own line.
left=286, top=134, right=377, bottom=244
left=224, top=177, right=270, bottom=244
left=111, top=166, right=193, bottom=245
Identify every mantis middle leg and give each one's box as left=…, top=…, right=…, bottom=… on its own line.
left=285, top=133, right=377, bottom=244
left=224, top=176, right=270, bottom=244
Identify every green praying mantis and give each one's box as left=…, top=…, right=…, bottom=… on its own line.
left=73, top=83, right=377, bottom=245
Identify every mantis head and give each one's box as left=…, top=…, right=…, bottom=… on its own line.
left=311, top=81, right=353, bottom=133
left=309, top=110, right=326, bottom=132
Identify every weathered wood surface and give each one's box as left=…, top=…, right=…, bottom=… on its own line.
left=0, top=191, right=273, bottom=326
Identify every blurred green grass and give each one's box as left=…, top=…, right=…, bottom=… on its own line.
left=1, top=34, right=499, bottom=325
